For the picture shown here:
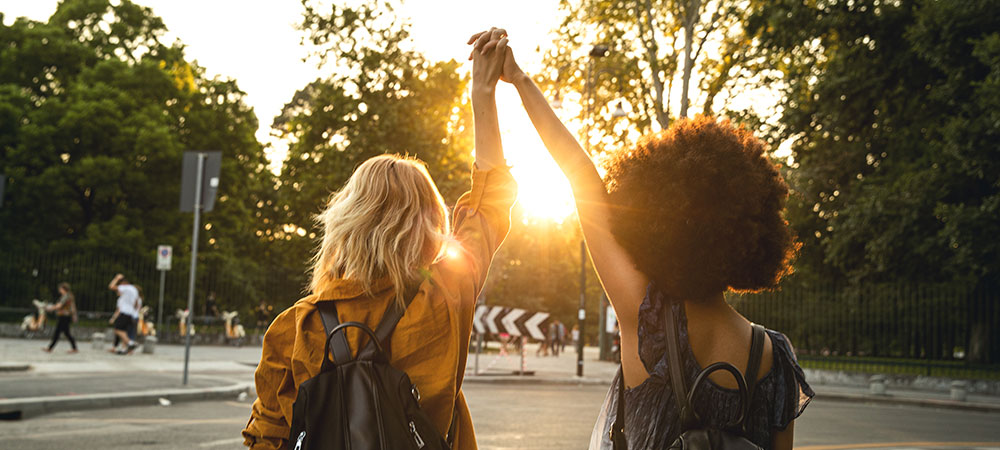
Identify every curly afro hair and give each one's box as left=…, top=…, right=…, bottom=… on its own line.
left=604, top=116, right=799, bottom=300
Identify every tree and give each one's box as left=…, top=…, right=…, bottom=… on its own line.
left=267, top=0, right=473, bottom=282
left=539, top=0, right=755, bottom=155
left=0, top=1, right=275, bottom=313
left=746, top=0, right=1000, bottom=361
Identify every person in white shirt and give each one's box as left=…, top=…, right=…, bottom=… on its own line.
left=108, top=273, right=139, bottom=354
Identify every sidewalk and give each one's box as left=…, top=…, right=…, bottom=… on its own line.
left=2, top=337, right=999, bottom=420
left=0, top=337, right=255, bottom=419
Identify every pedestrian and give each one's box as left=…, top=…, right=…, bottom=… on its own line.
left=108, top=273, right=139, bottom=354
left=242, top=33, right=516, bottom=450
left=554, top=320, right=566, bottom=356
left=128, top=285, right=143, bottom=342
left=548, top=321, right=560, bottom=357
left=42, top=282, right=78, bottom=353
left=206, top=291, right=220, bottom=323
left=254, top=300, right=271, bottom=333
left=478, top=30, right=813, bottom=449
left=535, top=326, right=550, bottom=357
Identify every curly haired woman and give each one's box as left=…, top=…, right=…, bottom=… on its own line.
left=468, top=30, right=813, bottom=450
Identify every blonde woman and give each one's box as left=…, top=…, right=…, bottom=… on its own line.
left=242, top=29, right=516, bottom=450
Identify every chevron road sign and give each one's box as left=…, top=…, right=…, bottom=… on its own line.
left=473, top=306, right=550, bottom=340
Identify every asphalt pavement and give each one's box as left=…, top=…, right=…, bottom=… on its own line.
left=2, top=336, right=1000, bottom=449
left=1, top=385, right=998, bottom=450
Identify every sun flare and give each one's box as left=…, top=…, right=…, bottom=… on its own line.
left=494, top=85, right=577, bottom=223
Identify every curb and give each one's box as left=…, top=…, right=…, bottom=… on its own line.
left=0, top=363, right=31, bottom=372
left=815, top=391, right=1000, bottom=414
left=0, top=382, right=252, bottom=420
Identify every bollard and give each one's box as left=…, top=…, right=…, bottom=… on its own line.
left=950, top=380, right=968, bottom=402
left=869, top=374, right=887, bottom=395
left=91, top=332, right=105, bottom=350
left=143, top=336, right=157, bottom=354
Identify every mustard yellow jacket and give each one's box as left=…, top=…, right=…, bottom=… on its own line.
left=242, top=167, right=517, bottom=450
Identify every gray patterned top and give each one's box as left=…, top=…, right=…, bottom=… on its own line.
left=589, top=284, right=813, bottom=449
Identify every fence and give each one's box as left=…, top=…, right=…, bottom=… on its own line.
left=0, top=249, right=307, bottom=327
left=730, top=282, right=1000, bottom=378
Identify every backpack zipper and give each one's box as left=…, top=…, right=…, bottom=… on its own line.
left=409, top=420, right=426, bottom=449
left=293, top=431, right=306, bottom=450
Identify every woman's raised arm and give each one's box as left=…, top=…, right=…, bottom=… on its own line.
left=471, top=39, right=650, bottom=385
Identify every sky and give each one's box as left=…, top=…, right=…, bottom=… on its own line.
left=1, top=0, right=581, bottom=220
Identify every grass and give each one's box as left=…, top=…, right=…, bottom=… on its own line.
left=798, top=355, right=1000, bottom=380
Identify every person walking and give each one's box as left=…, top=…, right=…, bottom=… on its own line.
left=242, top=31, right=516, bottom=450
left=469, top=30, right=813, bottom=449
left=108, top=273, right=139, bottom=354
left=42, top=282, right=78, bottom=353
left=128, top=285, right=143, bottom=342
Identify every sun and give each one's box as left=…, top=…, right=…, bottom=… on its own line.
left=494, top=85, right=577, bottom=223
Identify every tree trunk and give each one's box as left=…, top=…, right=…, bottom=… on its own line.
left=679, top=0, right=700, bottom=118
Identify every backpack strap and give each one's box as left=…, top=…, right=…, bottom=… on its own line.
left=663, top=301, right=696, bottom=431
left=358, top=283, right=422, bottom=360
left=742, top=323, right=766, bottom=432
left=317, top=301, right=352, bottom=368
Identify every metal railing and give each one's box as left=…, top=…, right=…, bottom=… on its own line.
left=729, top=281, right=1000, bottom=378
left=0, top=249, right=305, bottom=326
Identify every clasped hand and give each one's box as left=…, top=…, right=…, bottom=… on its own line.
left=468, top=27, right=523, bottom=93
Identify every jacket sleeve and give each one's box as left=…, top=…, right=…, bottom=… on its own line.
left=242, top=310, right=297, bottom=449
left=444, top=166, right=518, bottom=293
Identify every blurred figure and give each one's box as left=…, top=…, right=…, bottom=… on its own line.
left=206, top=291, right=221, bottom=323
left=128, top=285, right=144, bottom=342
left=108, top=273, right=138, bottom=354
left=21, top=299, right=49, bottom=336
left=43, top=282, right=77, bottom=353
left=571, top=324, right=580, bottom=350
left=254, top=300, right=272, bottom=333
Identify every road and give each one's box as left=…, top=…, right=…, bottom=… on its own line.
left=1, top=384, right=998, bottom=449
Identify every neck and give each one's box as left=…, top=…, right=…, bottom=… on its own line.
left=683, top=291, right=743, bottom=325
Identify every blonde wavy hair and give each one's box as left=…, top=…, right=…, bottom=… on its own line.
left=310, top=154, right=450, bottom=306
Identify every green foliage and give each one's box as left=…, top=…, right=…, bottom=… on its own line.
left=540, top=0, right=757, bottom=154
left=746, top=0, right=1000, bottom=286
left=0, top=1, right=274, bottom=308
left=267, top=0, right=473, bottom=287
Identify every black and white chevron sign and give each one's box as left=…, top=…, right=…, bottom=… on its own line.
left=473, top=306, right=551, bottom=340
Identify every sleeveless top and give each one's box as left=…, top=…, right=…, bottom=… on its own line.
left=589, top=284, right=814, bottom=449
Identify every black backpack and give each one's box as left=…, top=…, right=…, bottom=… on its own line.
left=611, top=302, right=766, bottom=450
left=286, top=289, right=454, bottom=450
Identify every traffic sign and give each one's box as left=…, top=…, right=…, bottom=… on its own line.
left=157, top=245, right=173, bottom=271
left=474, top=306, right=550, bottom=340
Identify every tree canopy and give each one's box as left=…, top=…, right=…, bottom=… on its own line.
left=0, top=0, right=274, bottom=310
left=746, top=0, right=1000, bottom=287
left=264, top=0, right=474, bottom=284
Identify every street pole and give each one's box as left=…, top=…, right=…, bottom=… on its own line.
left=157, top=269, right=165, bottom=332
left=182, top=153, right=205, bottom=386
left=599, top=293, right=608, bottom=360
left=577, top=239, right=586, bottom=377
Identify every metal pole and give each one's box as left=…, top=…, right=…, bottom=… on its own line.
left=183, top=153, right=205, bottom=386
left=475, top=332, right=483, bottom=375
left=598, top=293, right=608, bottom=360
left=520, top=335, right=528, bottom=376
left=157, top=269, right=165, bottom=332
left=577, top=239, right=586, bottom=377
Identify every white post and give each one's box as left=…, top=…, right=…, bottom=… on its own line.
left=183, top=153, right=205, bottom=386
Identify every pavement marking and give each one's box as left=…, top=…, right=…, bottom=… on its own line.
left=797, top=442, right=1000, bottom=450
left=225, top=400, right=251, bottom=408
left=199, top=437, right=245, bottom=447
